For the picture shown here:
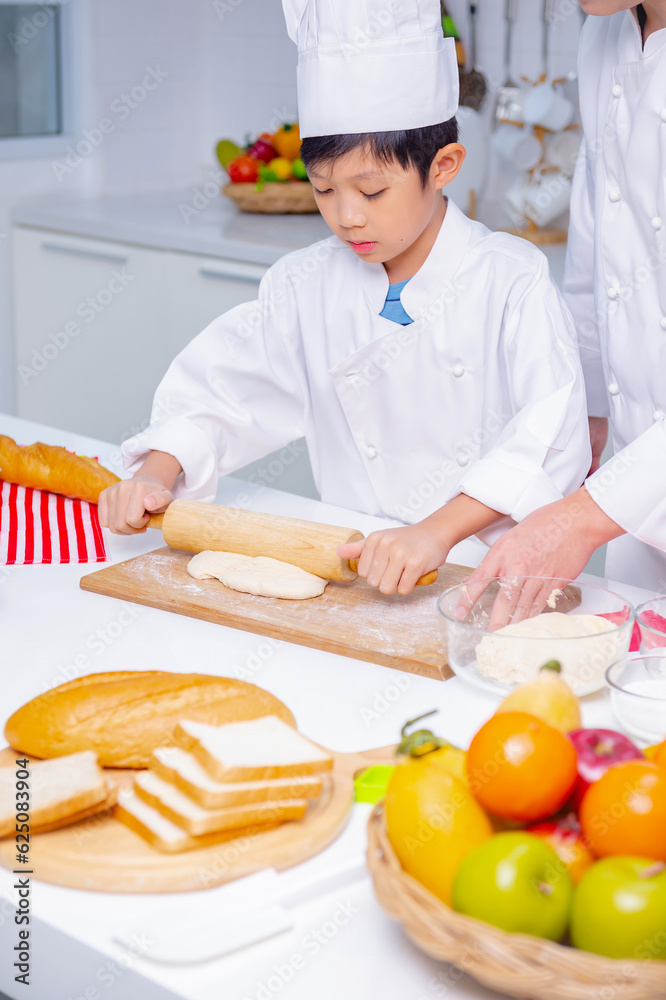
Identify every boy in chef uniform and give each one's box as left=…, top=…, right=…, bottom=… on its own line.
left=100, top=0, right=591, bottom=595
left=459, top=0, right=666, bottom=617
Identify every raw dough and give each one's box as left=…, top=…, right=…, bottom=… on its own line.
left=187, top=550, right=328, bottom=600
left=475, top=612, right=626, bottom=694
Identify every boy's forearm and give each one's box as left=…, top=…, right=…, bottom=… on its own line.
left=421, top=493, right=504, bottom=550
left=133, top=450, right=183, bottom=490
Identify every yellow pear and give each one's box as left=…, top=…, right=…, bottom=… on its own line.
left=495, top=660, right=581, bottom=733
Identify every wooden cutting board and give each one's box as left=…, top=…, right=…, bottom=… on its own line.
left=80, top=547, right=471, bottom=680
left=0, top=744, right=395, bottom=893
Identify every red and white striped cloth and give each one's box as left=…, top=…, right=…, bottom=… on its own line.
left=0, top=480, right=108, bottom=564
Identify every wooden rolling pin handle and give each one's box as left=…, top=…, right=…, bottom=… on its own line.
left=145, top=513, right=164, bottom=530
left=348, top=560, right=438, bottom=587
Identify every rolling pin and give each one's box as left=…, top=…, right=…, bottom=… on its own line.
left=145, top=500, right=437, bottom=586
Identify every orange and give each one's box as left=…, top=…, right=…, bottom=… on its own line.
left=466, top=711, right=578, bottom=822
left=580, top=760, right=666, bottom=860
left=651, top=739, right=666, bottom=769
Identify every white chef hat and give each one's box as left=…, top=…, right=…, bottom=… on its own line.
left=282, top=0, right=459, bottom=138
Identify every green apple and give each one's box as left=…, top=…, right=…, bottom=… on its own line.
left=452, top=832, right=573, bottom=940
left=571, top=857, right=666, bottom=959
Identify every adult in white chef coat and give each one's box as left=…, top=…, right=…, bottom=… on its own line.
left=100, top=0, right=591, bottom=595
left=462, top=1, right=666, bottom=618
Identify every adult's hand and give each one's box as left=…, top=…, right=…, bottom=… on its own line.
left=588, top=417, right=609, bottom=476
left=456, top=487, right=624, bottom=629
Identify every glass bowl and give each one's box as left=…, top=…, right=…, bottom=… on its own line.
left=606, top=654, right=666, bottom=745
left=437, top=576, right=635, bottom=697
left=636, top=595, right=666, bottom=651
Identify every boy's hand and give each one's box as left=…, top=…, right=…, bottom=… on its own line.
left=98, top=476, right=174, bottom=535
left=337, top=524, right=447, bottom=595
left=588, top=416, right=609, bottom=476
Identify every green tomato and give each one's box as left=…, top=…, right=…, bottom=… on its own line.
left=291, top=158, right=308, bottom=180
left=215, top=138, right=242, bottom=169
left=571, top=857, right=666, bottom=959
left=452, top=832, right=573, bottom=941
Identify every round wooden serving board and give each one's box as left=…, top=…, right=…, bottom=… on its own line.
left=0, top=745, right=394, bottom=893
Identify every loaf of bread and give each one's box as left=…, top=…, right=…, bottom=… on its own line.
left=0, top=435, right=120, bottom=504
left=4, top=671, right=296, bottom=768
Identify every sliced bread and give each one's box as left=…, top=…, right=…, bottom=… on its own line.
left=173, top=715, right=333, bottom=783
left=133, top=770, right=308, bottom=836
left=0, top=750, right=110, bottom=838
left=150, top=745, right=323, bottom=808
left=116, top=789, right=284, bottom=853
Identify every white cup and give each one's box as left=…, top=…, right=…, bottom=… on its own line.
left=523, top=83, right=575, bottom=132
left=523, top=170, right=573, bottom=227
left=544, top=130, right=581, bottom=176
left=493, top=124, right=542, bottom=171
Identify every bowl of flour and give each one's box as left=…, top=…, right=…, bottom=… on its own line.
left=437, top=577, right=636, bottom=696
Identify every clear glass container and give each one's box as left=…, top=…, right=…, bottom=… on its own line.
left=606, top=654, right=666, bottom=745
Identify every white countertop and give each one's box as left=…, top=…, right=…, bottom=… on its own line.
left=0, top=415, right=647, bottom=1000
left=12, top=190, right=332, bottom=266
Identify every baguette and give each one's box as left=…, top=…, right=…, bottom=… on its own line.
left=173, top=716, right=333, bottom=783
left=150, top=745, right=323, bottom=808
left=4, top=671, right=296, bottom=768
left=0, top=751, right=112, bottom=838
left=133, top=770, right=307, bottom=836
left=115, top=789, right=282, bottom=853
left=0, top=435, right=119, bottom=504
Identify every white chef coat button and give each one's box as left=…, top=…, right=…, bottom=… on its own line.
left=365, top=445, right=378, bottom=459
left=611, top=84, right=623, bottom=98
left=660, top=317, right=666, bottom=329
left=608, top=382, right=620, bottom=396
left=608, top=188, right=621, bottom=203
left=452, top=363, right=465, bottom=378
left=654, top=410, right=665, bottom=421
left=456, top=454, right=470, bottom=466
left=661, top=109, right=666, bottom=122
left=652, top=216, right=662, bottom=230
left=607, top=286, right=619, bottom=300
left=345, top=370, right=358, bottom=380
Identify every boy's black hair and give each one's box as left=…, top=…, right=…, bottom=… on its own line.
left=300, top=118, right=458, bottom=188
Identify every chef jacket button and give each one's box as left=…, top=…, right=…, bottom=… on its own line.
left=345, top=370, right=357, bottom=380
left=452, top=363, right=465, bottom=378
left=608, top=188, right=621, bottom=203
left=660, top=317, right=666, bottom=329
left=456, top=454, right=470, bottom=466
left=611, top=84, right=623, bottom=98
left=654, top=410, right=665, bottom=421
left=365, top=445, right=378, bottom=459
left=607, top=286, right=619, bottom=300
left=608, top=382, right=620, bottom=396
left=661, top=109, right=666, bottom=122
left=652, top=216, right=663, bottom=230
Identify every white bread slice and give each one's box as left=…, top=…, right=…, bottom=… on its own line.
left=173, top=715, right=333, bottom=783
left=133, top=770, right=308, bottom=836
left=115, top=789, right=285, bottom=853
left=0, top=750, right=110, bottom=838
left=150, top=745, right=323, bottom=808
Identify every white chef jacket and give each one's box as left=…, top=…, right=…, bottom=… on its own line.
left=564, top=11, right=666, bottom=590
left=124, top=199, right=590, bottom=541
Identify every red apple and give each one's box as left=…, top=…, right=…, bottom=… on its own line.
left=569, top=728, right=644, bottom=809
left=527, top=813, right=596, bottom=885
left=247, top=137, right=277, bottom=163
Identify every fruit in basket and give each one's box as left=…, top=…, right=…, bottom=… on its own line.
left=452, top=832, right=574, bottom=940
left=570, top=857, right=666, bottom=958
left=569, top=727, right=644, bottom=809
left=272, top=122, right=301, bottom=159
left=268, top=157, right=293, bottom=181
left=526, top=813, right=596, bottom=885
left=227, top=154, right=260, bottom=184
left=495, top=659, right=581, bottom=732
left=466, top=712, right=578, bottom=822
left=247, top=135, right=277, bottom=163
left=292, top=157, right=308, bottom=180
left=216, top=138, right=242, bottom=168
left=580, top=760, right=666, bottom=860
left=385, top=713, right=492, bottom=905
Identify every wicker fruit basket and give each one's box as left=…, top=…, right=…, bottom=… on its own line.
left=366, top=803, right=666, bottom=1000
left=222, top=181, right=318, bottom=214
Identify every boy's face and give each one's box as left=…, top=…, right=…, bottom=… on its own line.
left=578, top=1, right=636, bottom=14
left=308, top=144, right=462, bottom=267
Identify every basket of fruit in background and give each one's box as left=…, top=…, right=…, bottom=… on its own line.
left=217, top=122, right=318, bottom=214
left=366, top=666, right=666, bottom=1000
